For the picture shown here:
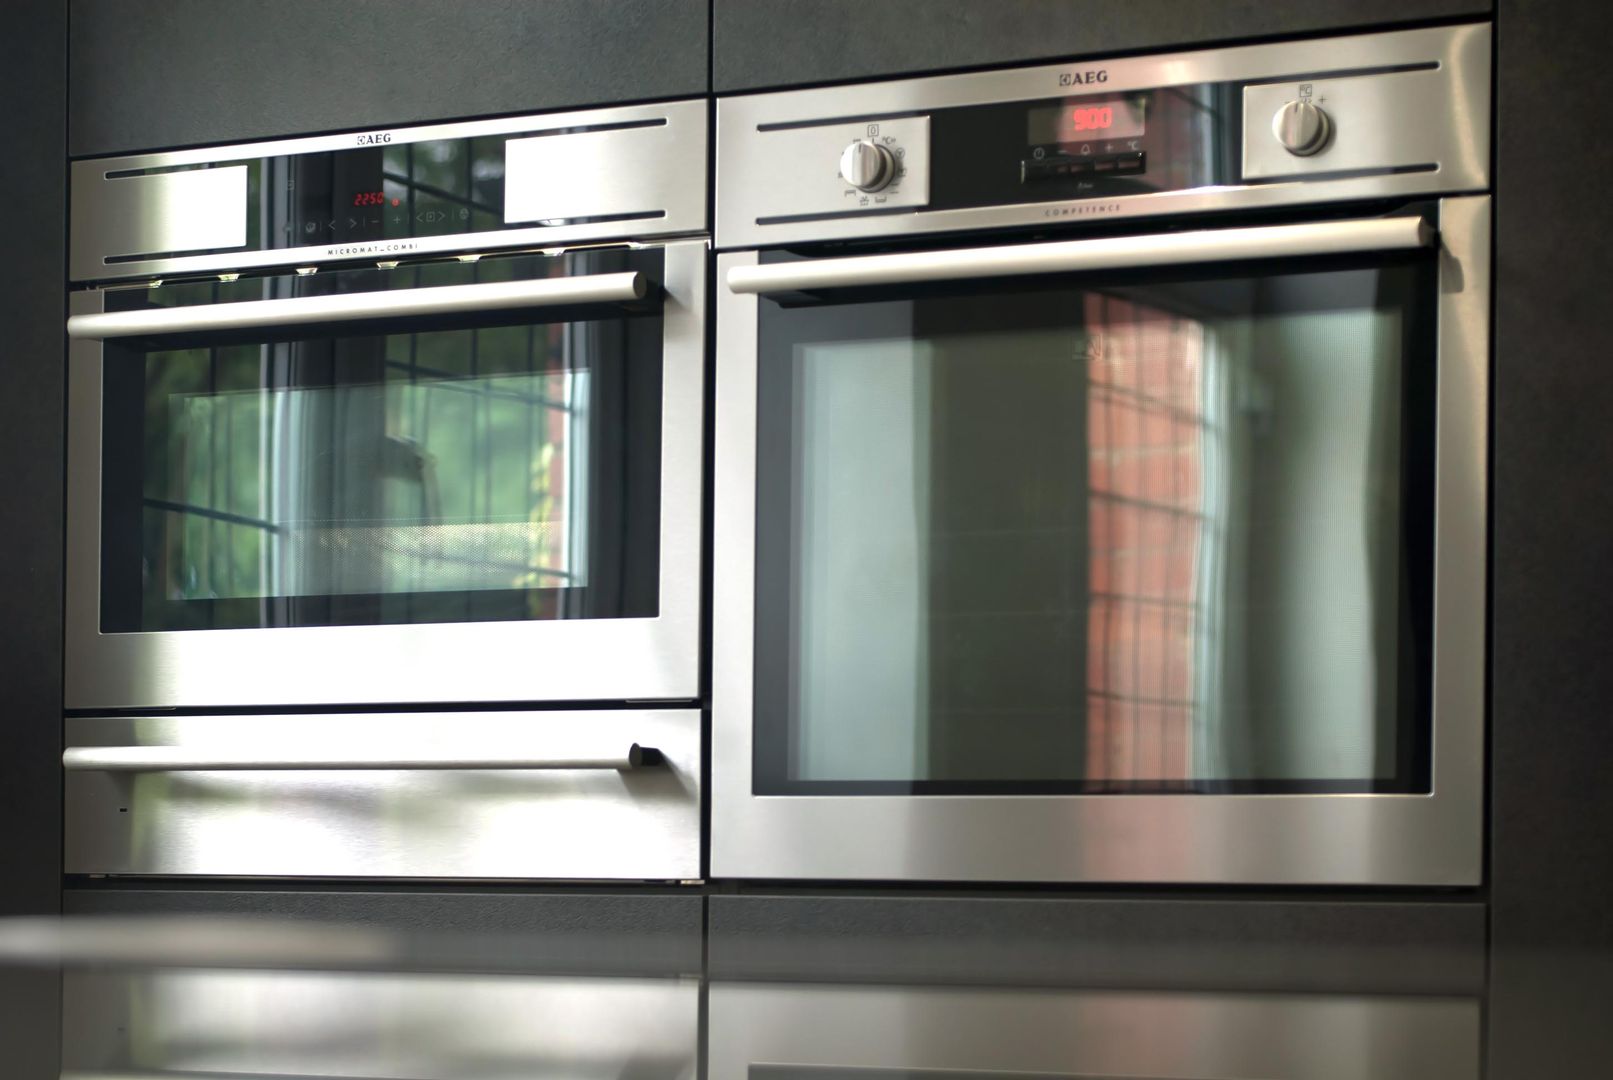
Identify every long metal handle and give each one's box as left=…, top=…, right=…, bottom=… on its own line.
left=62, top=743, right=662, bottom=771
left=726, top=216, right=1434, bottom=294
left=66, top=271, right=648, bottom=340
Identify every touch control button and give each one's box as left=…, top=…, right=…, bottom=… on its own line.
left=839, top=139, right=898, bottom=192
left=1272, top=100, right=1332, bottom=156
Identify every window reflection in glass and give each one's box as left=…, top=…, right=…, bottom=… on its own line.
left=98, top=249, right=662, bottom=635
left=757, top=260, right=1432, bottom=794
left=154, top=367, right=586, bottom=605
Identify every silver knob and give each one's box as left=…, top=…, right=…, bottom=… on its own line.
left=839, top=139, right=898, bottom=191
left=1272, top=100, right=1331, bottom=156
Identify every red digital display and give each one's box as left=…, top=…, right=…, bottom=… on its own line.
left=1064, top=106, right=1115, bottom=134
left=1028, top=97, right=1147, bottom=146
left=353, top=191, right=386, bottom=207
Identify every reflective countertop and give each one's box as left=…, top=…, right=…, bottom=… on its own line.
left=0, top=912, right=1602, bottom=1080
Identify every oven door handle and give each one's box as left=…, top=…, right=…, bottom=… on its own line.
left=62, top=743, right=665, bottom=771
left=725, top=215, right=1434, bottom=294
left=65, top=271, right=649, bottom=340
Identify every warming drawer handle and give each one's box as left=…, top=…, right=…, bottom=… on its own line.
left=725, top=215, right=1435, bottom=294
left=65, top=270, right=649, bottom=340
left=61, top=743, right=664, bottom=772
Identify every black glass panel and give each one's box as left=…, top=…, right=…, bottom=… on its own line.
left=928, top=83, right=1242, bottom=211
left=99, top=248, right=663, bottom=632
left=752, top=234, right=1437, bottom=796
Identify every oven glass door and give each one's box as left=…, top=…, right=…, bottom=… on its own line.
left=68, top=242, right=704, bottom=708
left=713, top=202, right=1488, bottom=883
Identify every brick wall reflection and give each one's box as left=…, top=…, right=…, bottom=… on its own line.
left=1085, top=295, right=1208, bottom=783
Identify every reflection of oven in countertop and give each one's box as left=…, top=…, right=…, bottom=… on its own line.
left=62, top=100, right=709, bottom=882
left=0, top=912, right=1483, bottom=1080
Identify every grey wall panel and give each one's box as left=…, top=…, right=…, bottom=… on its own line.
left=0, top=970, right=60, bottom=1080
left=0, top=0, right=65, bottom=932
left=70, top=0, right=709, bottom=156
left=64, top=887, right=705, bottom=976
left=709, top=894, right=1486, bottom=994
left=713, top=0, right=1492, bottom=91
left=1488, top=1, right=1613, bottom=1077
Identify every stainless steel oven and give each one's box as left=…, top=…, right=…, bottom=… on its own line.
left=64, top=101, right=706, bottom=880
left=711, top=24, right=1490, bottom=884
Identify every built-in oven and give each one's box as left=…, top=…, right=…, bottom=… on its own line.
left=712, top=24, right=1490, bottom=884
left=64, top=101, right=706, bottom=880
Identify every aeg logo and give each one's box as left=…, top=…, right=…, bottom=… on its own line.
left=1059, top=70, right=1108, bottom=87
left=356, top=132, right=393, bottom=146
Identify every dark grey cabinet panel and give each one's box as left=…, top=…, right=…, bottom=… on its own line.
left=0, top=970, right=59, bottom=1080
left=714, top=0, right=1492, bottom=91
left=709, top=894, right=1486, bottom=994
left=0, top=0, right=65, bottom=930
left=1489, top=1, right=1613, bottom=1076
left=70, top=0, right=709, bottom=156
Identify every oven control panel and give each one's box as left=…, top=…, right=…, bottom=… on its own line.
left=70, top=100, right=709, bottom=284
left=1019, top=94, right=1149, bottom=183
left=715, top=21, right=1489, bottom=248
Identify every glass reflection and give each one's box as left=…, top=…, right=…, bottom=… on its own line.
left=756, top=259, right=1433, bottom=794
left=153, top=367, right=586, bottom=604
left=99, top=250, right=664, bottom=633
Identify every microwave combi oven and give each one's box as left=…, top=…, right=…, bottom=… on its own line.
left=63, top=101, right=708, bottom=880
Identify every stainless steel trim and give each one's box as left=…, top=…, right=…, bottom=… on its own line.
left=709, top=196, right=1489, bottom=884
left=715, top=23, right=1489, bottom=247
left=80, top=165, right=248, bottom=261
left=727, top=215, right=1431, bottom=294
left=64, top=710, right=700, bottom=878
left=1242, top=69, right=1457, bottom=179
left=743, top=114, right=931, bottom=220
left=707, top=983, right=1481, bottom=1080
left=64, top=970, right=698, bottom=1080
left=503, top=119, right=700, bottom=225
left=72, top=99, right=708, bottom=281
left=66, top=271, right=646, bottom=339
left=64, top=240, right=706, bottom=710
left=62, top=743, right=658, bottom=772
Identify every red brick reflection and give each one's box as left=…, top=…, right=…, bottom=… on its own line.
left=1085, top=295, right=1205, bottom=783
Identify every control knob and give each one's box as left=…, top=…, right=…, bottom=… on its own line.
left=839, top=139, right=898, bottom=192
left=1272, top=100, right=1331, bottom=156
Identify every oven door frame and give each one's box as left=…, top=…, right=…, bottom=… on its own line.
left=65, top=238, right=706, bottom=710
left=711, top=198, right=1488, bottom=885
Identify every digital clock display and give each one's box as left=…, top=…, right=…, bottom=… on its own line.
left=352, top=191, right=387, bottom=207
left=1028, top=97, right=1147, bottom=146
